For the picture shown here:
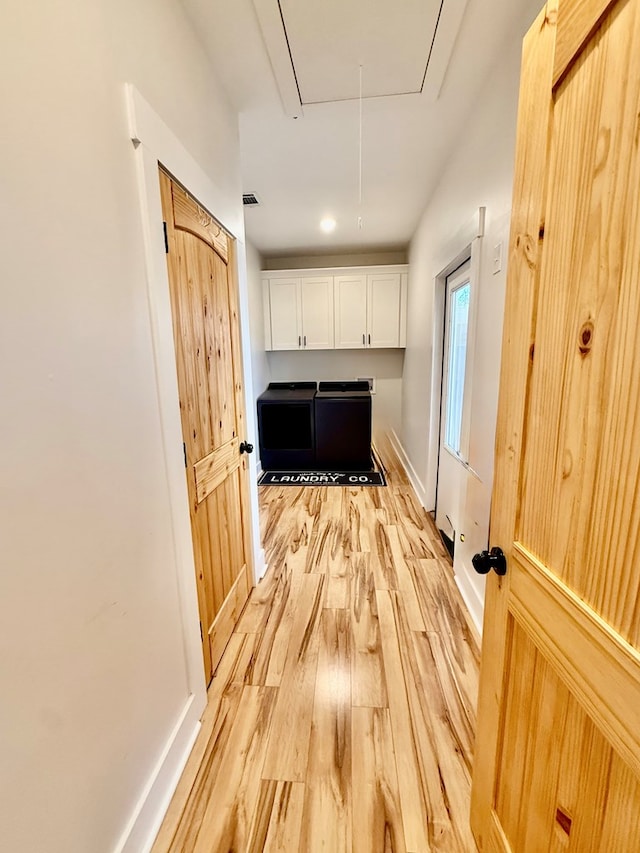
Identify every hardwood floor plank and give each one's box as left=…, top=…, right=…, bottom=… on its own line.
left=370, top=521, right=401, bottom=590
left=386, top=526, right=426, bottom=631
left=235, top=567, right=303, bottom=687
left=193, top=685, right=277, bottom=852
left=246, top=780, right=305, bottom=852
left=407, top=629, right=479, bottom=852
left=260, top=570, right=305, bottom=688
left=376, top=590, right=431, bottom=852
left=423, top=632, right=478, bottom=774
left=299, top=609, right=352, bottom=852
left=351, top=553, right=388, bottom=708
left=352, top=706, right=407, bottom=853
left=411, top=558, right=481, bottom=652
left=261, top=574, right=325, bottom=781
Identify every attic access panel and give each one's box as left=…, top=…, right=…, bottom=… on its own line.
left=280, top=0, right=442, bottom=104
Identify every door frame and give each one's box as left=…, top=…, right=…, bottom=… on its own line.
left=425, top=206, right=484, bottom=512
left=434, top=257, right=472, bottom=543
left=121, top=84, right=263, bottom=851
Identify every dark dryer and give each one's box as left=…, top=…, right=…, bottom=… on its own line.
left=256, top=382, right=317, bottom=469
left=314, top=381, right=372, bottom=470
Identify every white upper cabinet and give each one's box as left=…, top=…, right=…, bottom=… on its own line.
left=368, top=273, right=406, bottom=348
left=301, top=276, right=334, bottom=349
left=334, top=275, right=367, bottom=348
left=263, top=265, right=407, bottom=351
left=265, top=275, right=334, bottom=350
left=335, top=271, right=407, bottom=349
left=267, top=278, right=302, bottom=350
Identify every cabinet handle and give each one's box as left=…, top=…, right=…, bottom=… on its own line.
left=304, top=335, right=307, bottom=347
left=368, top=334, right=371, bottom=345
left=298, top=335, right=301, bottom=347
left=362, top=334, right=365, bottom=345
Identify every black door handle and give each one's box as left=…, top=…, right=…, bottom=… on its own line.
left=472, top=546, right=507, bottom=576
left=240, top=441, right=254, bottom=455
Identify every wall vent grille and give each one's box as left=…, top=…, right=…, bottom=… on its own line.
left=243, top=193, right=260, bottom=206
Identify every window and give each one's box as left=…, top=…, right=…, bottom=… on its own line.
left=444, top=265, right=471, bottom=456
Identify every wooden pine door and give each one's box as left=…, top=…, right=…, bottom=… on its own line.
left=472, top=1, right=640, bottom=849
left=159, top=170, right=253, bottom=684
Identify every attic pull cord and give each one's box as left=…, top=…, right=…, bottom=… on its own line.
left=358, top=64, right=363, bottom=230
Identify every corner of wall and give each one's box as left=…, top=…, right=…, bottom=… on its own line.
left=114, top=697, right=203, bottom=853
left=388, top=429, right=429, bottom=508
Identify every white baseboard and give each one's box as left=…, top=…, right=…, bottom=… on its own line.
left=454, top=568, right=484, bottom=638
left=255, top=548, right=268, bottom=581
left=113, top=694, right=204, bottom=853
left=388, top=430, right=429, bottom=508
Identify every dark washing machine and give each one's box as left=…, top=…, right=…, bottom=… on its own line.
left=257, top=382, right=317, bottom=469
left=314, top=381, right=372, bottom=470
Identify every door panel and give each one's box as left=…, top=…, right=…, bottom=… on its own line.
left=519, top=0, right=640, bottom=635
left=495, top=618, right=640, bottom=852
left=159, top=170, right=252, bottom=684
left=472, top=1, right=640, bottom=849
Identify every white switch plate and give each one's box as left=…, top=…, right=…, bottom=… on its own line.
left=493, top=242, right=503, bottom=274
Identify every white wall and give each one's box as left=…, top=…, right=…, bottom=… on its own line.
left=267, top=349, right=405, bottom=435
left=400, top=1, right=541, bottom=632
left=0, top=1, right=244, bottom=851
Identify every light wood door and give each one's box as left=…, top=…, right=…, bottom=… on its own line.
left=472, top=1, right=640, bottom=849
left=268, top=277, right=302, bottom=350
left=367, top=273, right=402, bottom=347
left=334, top=275, right=367, bottom=348
left=300, top=276, right=334, bottom=348
left=159, top=170, right=253, bottom=684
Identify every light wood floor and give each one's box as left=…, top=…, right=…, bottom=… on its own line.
left=153, top=434, right=481, bottom=852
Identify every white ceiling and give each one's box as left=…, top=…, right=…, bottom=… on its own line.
left=182, top=0, right=540, bottom=258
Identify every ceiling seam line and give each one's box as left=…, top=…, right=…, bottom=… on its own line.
left=276, top=0, right=303, bottom=107
left=420, top=0, right=446, bottom=93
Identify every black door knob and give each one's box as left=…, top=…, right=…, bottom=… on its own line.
left=472, top=546, right=507, bottom=576
left=239, top=441, right=254, bottom=455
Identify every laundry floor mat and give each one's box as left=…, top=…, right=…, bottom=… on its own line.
left=258, top=469, right=386, bottom=486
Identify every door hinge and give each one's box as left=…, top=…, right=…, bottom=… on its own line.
left=199, top=621, right=203, bottom=642
left=163, top=220, right=169, bottom=253
left=183, top=442, right=187, bottom=468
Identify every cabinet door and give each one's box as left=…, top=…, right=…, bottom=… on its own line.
left=269, top=278, right=302, bottom=350
left=334, top=275, right=367, bottom=348
left=367, top=273, right=403, bottom=347
left=300, top=276, right=334, bottom=349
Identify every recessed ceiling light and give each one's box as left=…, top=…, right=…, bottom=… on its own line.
left=320, top=217, right=336, bottom=234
